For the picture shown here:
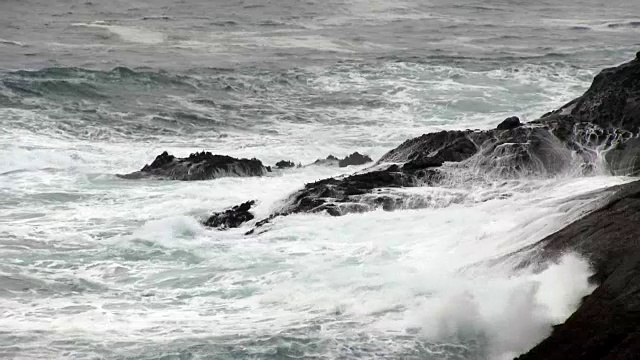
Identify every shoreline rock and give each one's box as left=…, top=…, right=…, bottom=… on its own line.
left=255, top=54, right=640, bottom=221
left=118, top=151, right=267, bottom=181
left=338, top=152, right=373, bottom=167
left=275, top=160, right=295, bottom=169
left=514, top=179, right=640, bottom=360
left=313, top=152, right=373, bottom=167
left=203, top=200, right=256, bottom=229
left=496, top=116, right=522, bottom=130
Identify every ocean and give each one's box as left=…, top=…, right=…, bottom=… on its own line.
left=1, top=0, right=640, bottom=359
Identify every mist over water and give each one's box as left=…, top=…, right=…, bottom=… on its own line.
left=1, top=0, right=640, bottom=359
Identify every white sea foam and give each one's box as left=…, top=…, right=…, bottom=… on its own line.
left=0, top=26, right=634, bottom=358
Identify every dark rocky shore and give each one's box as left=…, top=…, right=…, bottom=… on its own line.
left=515, top=179, right=640, bottom=360
left=201, top=53, right=640, bottom=357
left=122, top=53, right=640, bottom=357
left=118, top=151, right=267, bottom=180
left=120, top=151, right=373, bottom=180
left=251, top=52, right=640, bottom=221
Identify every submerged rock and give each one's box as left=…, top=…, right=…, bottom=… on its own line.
left=203, top=200, right=256, bottom=229
left=118, top=151, right=267, bottom=180
left=515, top=180, right=640, bottom=360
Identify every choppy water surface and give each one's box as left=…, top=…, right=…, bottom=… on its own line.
left=1, top=0, right=640, bottom=359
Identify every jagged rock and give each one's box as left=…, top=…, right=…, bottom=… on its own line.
left=338, top=152, right=373, bottom=167
left=203, top=200, right=256, bottom=229
left=541, top=55, right=640, bottom=132
left=515, top=180, right=640, bottom=360
left=313, top=154, right=340, bottom=166
left=377, top=130, right=487, bottom=164
left=251, top=54, right=640, bottom=224
left=312, top=153, right=373, bottom=167
left=497, top=116, right=522, bottom=130
left=276, top=166, right=442, bottom=216
left=275, top=160, right=295, bottom=169
left=118, top=151, right=267, bottom=180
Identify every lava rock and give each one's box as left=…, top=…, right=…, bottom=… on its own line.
left=203, top=200, right=256, bottom=229
left=275, top=160, right=295, bottom=169
left=118, top=151, right=267, bottom=180
left=496, top=116, right=522, bottom=130
left=338, top=152, right=373, bottom=167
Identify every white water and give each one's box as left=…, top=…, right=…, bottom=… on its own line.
left=2, top=1, right=639, bottom=355
left=0, top=124, right=632, bottom=358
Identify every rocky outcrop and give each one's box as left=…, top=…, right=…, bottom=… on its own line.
left=203, top=200, right=256, bottom=229
left=276, top=166, right=442, bottom=216
left=254, top=54, right=640, bottom=220
left=338, top=152, right=373, bottom=167
left=118, top=151, right=267, bottom=181
left=541, top=51, right=640, bottom=132
left=497, top=116, right=522, bottom=130
left=515, top=179, right=640, bottom=360
left=312, top=152, right=373, bottom=167
left=275, top=160, right=296, bottom=169
left=313, top=155, right=340, bottom=166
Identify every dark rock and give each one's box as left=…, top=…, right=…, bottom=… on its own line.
left=541, top=55, right=640, bottom=132
left=402, top=156, right=443, bottom=171
left=496, top=116, right=521, bottom=130
left=313, top=153, right=373, bottom=167
left=338, top=152, right=373, bottom=167
left=377, top=130, right=486, bottom=164
left=271, top=165, right=443, bottom=217
left=251, top=54, right=640, bottom=225
left=203, top=200, right=256, bottom=229
left=275, top=160, right=295, bottom=169
left=313, top=154, right=340, bottom=166
left=515, top=180, right=640, bottom=360
left=118, top=151, right=267, bottom=180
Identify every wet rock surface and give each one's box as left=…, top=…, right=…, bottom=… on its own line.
left=338, top=152, right=373, bottom=167
left=313, top=152, right=373, bottom=167
left=118, top=151, right=267, bottom=180
left=260, top=55, right=640, bottom=220
left=515, top=179, right=640, bottom=360
left=496, top=116, right=522, bottom=130
left=275, top=160, right=295, bottom=169
left=203, top=200, right=256, bottom=229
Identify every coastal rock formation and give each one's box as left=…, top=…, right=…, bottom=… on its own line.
left=313, top=155, right=340, bottom=166
left=313, top=152, right=373, bottom=167
left=118, top=151, right=267, bottom=180
left=203, top=200, right=256, bottom=229
left=497, top=116, right=522, bottom=130
left=515, top=179, right=640, bottom=360
left=541, top=51, right=640, bottom=131
left=260, top=54, right=640, bottom=219
left=338, top=152, right=373, bottom=167
left=275, top=160, right=295, bottom=169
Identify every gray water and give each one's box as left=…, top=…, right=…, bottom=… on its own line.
left=1, top=1, right=639, bottom=359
